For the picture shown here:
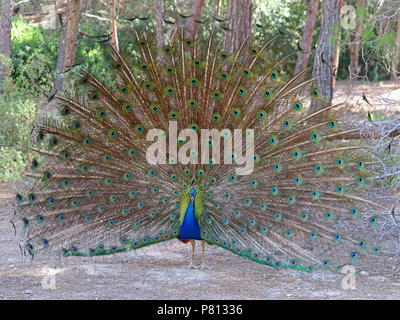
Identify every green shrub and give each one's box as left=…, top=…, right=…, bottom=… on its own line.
left=11, top=17, right=60, bottom=95
left=0, top=80, right=36, bottom=182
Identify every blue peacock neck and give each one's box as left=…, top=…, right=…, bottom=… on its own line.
left=178, top=189, right=202, bottom=240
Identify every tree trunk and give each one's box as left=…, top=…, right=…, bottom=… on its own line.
left=56, top=0, right=69, bottom=26
left=155, top=0, right=164, bottom=49
left=225, top=0, right=253, bottom=54
left=32, top=0, right=42, bottom=24
left=0, top=0, right=14, bottom=80
left=214, top=0, right=220, bottom=16
left=294, top=0, right=319, bottom=76
left=110, top=0, right=119, bottom=51
left=53, top=0, right=82, bottom=94
left=348, top=0, right=364, bottom=78
left=391, top=10, right=400, bottom=81
left=183, top=0, right=205, bottom=39
left=311, top=0, right=344, bottom=111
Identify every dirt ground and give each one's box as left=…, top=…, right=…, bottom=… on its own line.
left=1, top=184, right=400, bottom=300
left=1, top=81, right=400, bottom=300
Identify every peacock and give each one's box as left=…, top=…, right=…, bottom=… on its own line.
left=10, top=16, right=400, bottom=273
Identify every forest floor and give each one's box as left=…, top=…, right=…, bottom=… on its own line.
left=334, top=79, right=400, bottom=116
left=1, top=80, right=400, bottom=300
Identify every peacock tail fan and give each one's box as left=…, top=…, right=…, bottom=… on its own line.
left=12, top=20, right=400, bottom=273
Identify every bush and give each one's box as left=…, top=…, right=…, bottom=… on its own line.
left=0, top=80, right=37, bottom=182
left=11, top=17, right=60, bottom=95
left=0, top=18, right=52, bottom=181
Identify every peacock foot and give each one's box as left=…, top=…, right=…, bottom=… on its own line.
left=200, top=262, right=210, bottom=270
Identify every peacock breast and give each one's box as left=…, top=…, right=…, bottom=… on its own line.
left=178, top=201, right=201, bottom=240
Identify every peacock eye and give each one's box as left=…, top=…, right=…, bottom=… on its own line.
left=250, top=48, right=258, bottom=55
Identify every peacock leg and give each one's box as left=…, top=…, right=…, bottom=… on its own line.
left=200, top=240, right=209, bottom=269
left=187, top=239, right=197, bottom=269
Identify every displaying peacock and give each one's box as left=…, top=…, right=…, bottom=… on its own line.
left=11, top=17, right=400, bottom=273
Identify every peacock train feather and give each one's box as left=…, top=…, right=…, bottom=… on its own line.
left=10, top=18, right=400, bottom=273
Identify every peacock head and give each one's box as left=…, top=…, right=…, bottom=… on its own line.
left=190, top=188, right=197, bottom=202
